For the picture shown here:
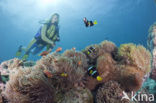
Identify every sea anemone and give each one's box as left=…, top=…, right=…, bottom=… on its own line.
left=116, top=65, right=144, bottom=91
left=118, top=43, right=151, bottom=74
left=82, top=44, right=100, bottom=62
left=60, top=87, right=93, bottom=103
left=97, top=53, right=117, bottom=82
left=98, top=40, right=117, bottom=56
left=96, top=81, right=130, bottom=103
left=63, top=49, right=88, bottom=69
left=54, top=56, right=86, bottom=87
left=2, top=67, right=55, bottom=103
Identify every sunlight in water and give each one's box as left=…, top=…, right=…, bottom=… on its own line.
left=38, top=0, right=61, bottom=8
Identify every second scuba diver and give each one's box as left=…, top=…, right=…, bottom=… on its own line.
left=83, top=17, right=97, bottom=27
left=16, top=13, right=60, bottom=60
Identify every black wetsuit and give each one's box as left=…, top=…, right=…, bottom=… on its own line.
left=85, top=20, right=94, bottom=27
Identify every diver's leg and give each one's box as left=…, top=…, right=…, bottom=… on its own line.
left=90, top=21, right=94, bottom=26
left=32, top=44, right=45, bottom=55
left=16, top=45, right=28, bottom=57
left=16, top=45, right=23, bottom=57
left=22, top=39, right=37, bottom=60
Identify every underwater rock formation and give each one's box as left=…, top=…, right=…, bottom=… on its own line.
left=0, top=40, right=151, bottom=103
left=147, top=22, right=156, bottom=81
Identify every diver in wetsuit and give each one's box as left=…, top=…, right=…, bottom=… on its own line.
left=83, top=17, right=97, bottom=27
left=16, top=13, right=60, bottom=60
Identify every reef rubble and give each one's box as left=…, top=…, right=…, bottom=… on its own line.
left=0, top=40, right=151, bottom=103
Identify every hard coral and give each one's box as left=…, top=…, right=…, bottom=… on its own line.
left=118, top=43, right=151, bottom=74
left=147, top=22, right=156, bottom=81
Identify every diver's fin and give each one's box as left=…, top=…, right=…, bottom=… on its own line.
left=93, top=20, right=97, bottom=25
left=16, top=45, right=22, bottom=57
left=16, top=52, right=21, bottom=57
left=22, top=54, right=29, bottom=61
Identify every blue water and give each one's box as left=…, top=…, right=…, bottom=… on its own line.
left=0, top=0, right=156, bottom=62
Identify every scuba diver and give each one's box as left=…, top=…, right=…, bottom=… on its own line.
left=83, top=17, right=97, bottom=27
left=16, top=13, right=60, bottom=61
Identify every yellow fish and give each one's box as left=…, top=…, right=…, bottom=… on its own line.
left=61, top=73, right=68, bottom=77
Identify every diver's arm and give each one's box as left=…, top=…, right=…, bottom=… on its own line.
left=56, top=32, right=60, bottom=41
left=41, top=25, right=54, bottom=45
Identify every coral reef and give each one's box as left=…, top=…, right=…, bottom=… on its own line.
left=145, top=22, right=156, bottom=101
left=147, top=22, right=156, bottom=81
left=0, top=40, right=151, bottom=103
left=142, top=78, right=156, bottom=94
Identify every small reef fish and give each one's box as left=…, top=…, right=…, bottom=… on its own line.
left=43, top=70, right=53, bottom=78
left=87, top=46, right=96, bottom=55
left=61, top=73, right=68, bottom=77
left=78, top=61, right=82, bottom=66
left=83, top=17, right=97, bottom=27
left=72, top=47, right=76, bottom=51
left=56, top=47, right=62, bottom=52
left=87, top=66, right=103, bottom=81
left=40, top=51, right=49, bottom=56
left=39, top=49, right=52, bottom=56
